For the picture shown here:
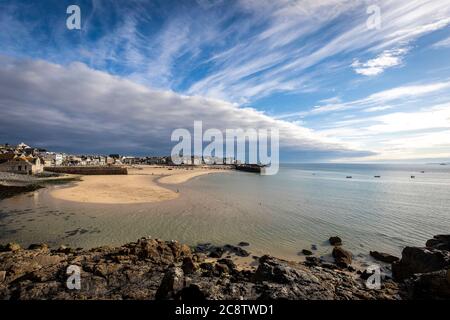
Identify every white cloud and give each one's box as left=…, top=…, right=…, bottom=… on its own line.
left=433, top=36, right=450, bottom=48
left=352, top=48, right=409, bottom=76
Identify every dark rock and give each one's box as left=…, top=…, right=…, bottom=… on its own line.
left=217, top=258, right=236, bottom=271
left=223, top=244, right=250, bottom=257
left=392, top=247, right=450, bottom=281
left=214, top=263, right=229, bottom=275
left=0, top=243, right=21, bottom=252
left=302, top=249, right=313, bottom=256
left=155, top=267, right=184, bottom=300
left=332, top=247, right=352, bottom=267
left=311, top=244, right=318, bottom=251
left=55, top=245, right=75, bottom=254
left=426, top=235, right=450, bottom=251
left=0, top=237, right=401, bottom=300
left=329, top=236, right=342, bottom=246
left=209, top=247, right=224, bottom=258
left=238, top=242, right=250, bottom=247
left=195, top=243, right=212, bottom=252
left=403, top=269, right=450, bottom=299
left=254, top=255, right=302, bottom=284
left=28, top=243, right=49, bottom=251
left=199, top=262, right=214, bottom=271
left=370, top=251, right=400, bottom=263
left=181, top=257, right=197, bottom=274
left=304, top=256, right=321, bottom=266
left=179, top=284, right=206, bottom=301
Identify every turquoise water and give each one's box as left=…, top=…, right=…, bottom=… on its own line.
left=1, top=163, right=449, bottom=264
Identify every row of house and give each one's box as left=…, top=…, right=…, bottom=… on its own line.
left=0, top=143, right=45, bottom=174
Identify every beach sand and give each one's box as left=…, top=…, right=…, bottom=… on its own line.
left=50, top=166, right=226, bottom=204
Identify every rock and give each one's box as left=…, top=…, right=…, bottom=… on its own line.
left=223, top=244, right=250, bottom=257
left=426, top=235, right=450, bottom=251
left=329, top=236, right=342, bottom=246
left=214, top=263, right=229, bottom=275
left=332, top=247, right=352, bottom=267
left=217, top=258, right=236, bottom=271
left=254, top=255, right=303, bottom=284
left=370, top=251, right=400, bottom=263
left=28, top=243, right=49, bottom=251
left=0, top=242, right=21, bottom=252
left=304, top=256, right=320, bottom=266
left=403, top=269, right=450, bottom=299
left=238, top=242, right=250, bottom=247
left=302, top=249, right=313, bottom=256
left=195, top=243, right=212, bottom=253
left=181, top=257, right=197, bottom=274
left=179, top=284, right=206, bottom=301
left=209, top=247, right=224, bottom=258
left=311, top=244, right=318, bottom=251
left=0, top=237, right=401, bottom=300
left=392, top=247, right=450, bottom=281
left=155, top=267, right=184, bottom=300
left=55, top=245, right=74, bottom=254
left=199, top=262, right=214, bottom=271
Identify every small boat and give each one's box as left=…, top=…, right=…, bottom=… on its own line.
left=346, top=176, right=352, bottom=179
left=411, top=175, right=415, bottom=179
left=374, top=175, right=381, bottom=178
left=420, top=171, right=425, bottom=173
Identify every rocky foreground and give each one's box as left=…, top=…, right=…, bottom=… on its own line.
left=0, top=235, right=449, bottom=300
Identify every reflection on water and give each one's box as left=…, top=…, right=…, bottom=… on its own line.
left=1, top=164, right=450, bottom=263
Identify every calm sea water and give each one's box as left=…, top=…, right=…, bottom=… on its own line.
left=1, top=163, right=449, bottom=264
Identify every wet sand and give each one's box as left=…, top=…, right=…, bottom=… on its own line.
left=50, top=166, right=226, bottom=204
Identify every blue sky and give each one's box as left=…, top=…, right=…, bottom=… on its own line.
left=0, top=0, right=450, bottom=162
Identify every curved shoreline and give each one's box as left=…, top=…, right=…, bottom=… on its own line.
left=49, top=166, right=228, bottom=204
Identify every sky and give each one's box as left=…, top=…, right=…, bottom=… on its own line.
left=0, top=0, right=450, bottom=162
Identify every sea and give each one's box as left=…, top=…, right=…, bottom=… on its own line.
left=1, top=163, right=449, bottom=265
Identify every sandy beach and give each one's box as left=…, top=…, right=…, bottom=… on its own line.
left=50, top=166, right=227, bottom=204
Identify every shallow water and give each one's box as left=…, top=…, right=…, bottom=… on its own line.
left=1, top=163, right=450, bottom=264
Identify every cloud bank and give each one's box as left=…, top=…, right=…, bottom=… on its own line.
left=0, top=57, right=372, bottom=160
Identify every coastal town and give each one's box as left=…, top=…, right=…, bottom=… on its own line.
left=0, top=142, right=263, bottom=178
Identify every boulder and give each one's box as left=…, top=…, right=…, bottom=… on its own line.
left=370, top=251, right=400, bottom=263
left=199, top=262, right=214, bottom=271
left=155, top=267, right=184, bottom=300
left=217, top=258, right=236, bottom=271
left=214, top=263, right=229, bottom=275
left=332, top=247, right=352, bottom=267
left=238, top=242, right=250, bottom=247
left=403, top=269, right=450, bottom=299
left=181, top=257, right=197, bottom=274
left=223, top=244, right=250, bottom=257
left=329, top=236, right=342, bottom=246
left=179, top=284, right=207, bottom=301
left=392, top=247, right=450, bottom=281
left=426, top=235, right=450, bottom=251
left=0, top=242, right=21, bottom=252
left=254, top=255, right=301, bottom=284
left=209, top=247, right=224, bottom=258
left=302, top=249, right=313, bottom=256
